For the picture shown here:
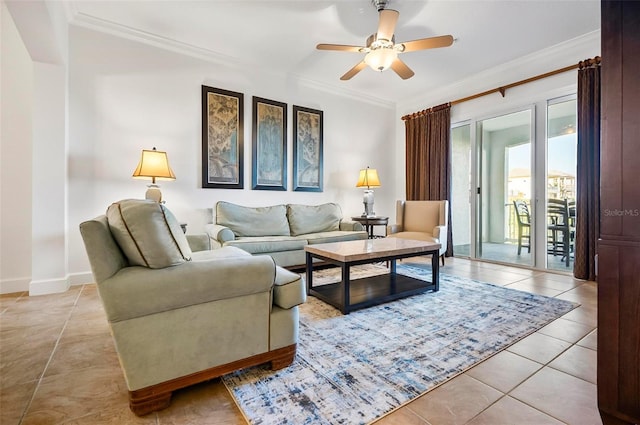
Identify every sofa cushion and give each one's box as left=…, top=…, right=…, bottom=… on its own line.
left=216, top=201, right=290, bottom=237
left=190, top=245, right=251, bottom=261
left=106, top=199, right=192, bottom=269
left=224, top=236, right=307, bottom=254
left=303, top=230, right=369, bottom=245
left=287, top=203, right=341, bottom=236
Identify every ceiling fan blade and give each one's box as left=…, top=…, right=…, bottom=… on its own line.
left=390, top=58, right=415, bottom=80
left=316, top=43, right=363, bottom=52
left=377, top=9, right=399, bottom=41
left=400, top=35, right=454, bottom=52
left=340, top=61, right=367, bottom=81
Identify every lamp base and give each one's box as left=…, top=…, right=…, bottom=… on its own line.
left=361, top=189, right=375, bottom=217
left=145, top=185, right=162, bottom=203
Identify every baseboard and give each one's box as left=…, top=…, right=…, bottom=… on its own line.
left=0, top=277, right=30, bottom=294
left=1, top=272, right=94, bottom=296
left=29, top=277, right=70, bottom=296
left=69, top=272, right=94, bottom=286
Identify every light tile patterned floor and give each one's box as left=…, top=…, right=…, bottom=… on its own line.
left=0, top=257, right=601, bottom=424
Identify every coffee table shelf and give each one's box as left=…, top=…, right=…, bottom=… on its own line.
left=310, top=272, right=434, bottom=313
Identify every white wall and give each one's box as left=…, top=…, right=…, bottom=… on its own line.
left=30, top=62, right=69, bottom=295
left=1, top=3, right=34, bottom=294
left=66, top=25, right=397, bottom=282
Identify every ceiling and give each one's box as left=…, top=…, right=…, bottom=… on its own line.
left=66, top=0, right=601, bottom=105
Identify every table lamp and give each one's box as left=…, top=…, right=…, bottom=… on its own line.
left=132, top=147, right=175, bottom=202
left=356, top=166, right=381, bottom=217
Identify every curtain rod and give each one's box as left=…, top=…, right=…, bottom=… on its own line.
left=401, top=56, right=601, bottom=121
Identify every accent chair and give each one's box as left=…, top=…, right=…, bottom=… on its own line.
left=387, top=200, right=449, bottom=265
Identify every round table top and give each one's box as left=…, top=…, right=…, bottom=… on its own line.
left=351, top=216, right=389, bottom=224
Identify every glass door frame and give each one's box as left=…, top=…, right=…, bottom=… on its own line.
left=540, top=93, right=578, bottom=271
left=473, top=105, right=536, bottom=266
left=450, top=120, right=476, bottom=259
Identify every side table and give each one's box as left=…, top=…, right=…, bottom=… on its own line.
left=351, top=216, right=389, bottom=239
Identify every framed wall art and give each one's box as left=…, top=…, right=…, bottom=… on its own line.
left=251, top=97, right=287, bottom=191
left=201, top=85, right=244, bottom=189
left=293, top=105, right=323, bottom=192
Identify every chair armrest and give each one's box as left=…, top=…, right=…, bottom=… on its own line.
left=340, top=220, right=364, bottom=231
left=433, top=225, right=447, bottom=254
left=205, top=224, right=235, bottom=244
left=186, top=234, right=211, bottom=252
left=99, top=255, right=276, bottom=323
left=273, top=266, right=306, bottom=309
left=387, top=224, right=403, bottom=234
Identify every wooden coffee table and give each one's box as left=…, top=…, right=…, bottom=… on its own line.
left=304, top=238, right=440, bottom=314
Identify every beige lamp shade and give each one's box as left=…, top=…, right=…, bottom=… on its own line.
left=132, top=147, right=176, bottom=183
left=356, top=167, right=381, bottom=189
left=132, top=147, right=175, bottom=202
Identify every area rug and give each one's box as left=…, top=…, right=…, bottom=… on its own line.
left=222, top=264, right=578, bottom=425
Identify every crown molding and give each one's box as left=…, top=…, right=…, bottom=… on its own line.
left=67, top=9, right=395, bottom=109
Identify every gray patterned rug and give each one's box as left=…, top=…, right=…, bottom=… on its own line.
left=222, top=264, right=577, bottom=425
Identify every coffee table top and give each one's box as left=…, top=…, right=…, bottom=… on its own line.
left=304, top=238, right=440, bottom=263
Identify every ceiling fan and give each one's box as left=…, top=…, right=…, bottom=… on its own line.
left=316, top=0, right=454, bottom=80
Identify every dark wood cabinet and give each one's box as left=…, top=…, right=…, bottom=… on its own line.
left=598, top=2, right=640, bottom=424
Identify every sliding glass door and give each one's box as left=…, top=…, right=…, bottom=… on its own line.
left=476, top=109, right=534, bottom=266
left=451, top=96, right=578, bottom=272
left=546, top=96, right=577, bottom=271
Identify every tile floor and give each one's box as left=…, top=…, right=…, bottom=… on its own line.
left=0, top=257, right=601, bottom=425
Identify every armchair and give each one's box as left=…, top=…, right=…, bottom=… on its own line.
left=387, top=200, right=449, bottom=265
left=79, top=200, right=306, bottom=416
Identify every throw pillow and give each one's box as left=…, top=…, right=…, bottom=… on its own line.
left=106, top=199, right=192, bottom=269
left=287, top=203, right=341, bottom=236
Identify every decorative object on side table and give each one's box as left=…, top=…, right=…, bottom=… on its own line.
left=132, top=147, right=175, bottom=202
left=293, top=105, right=323, bottom=192
left=252, top=96, right=287, bottom=191
left=201, top=85, right=244, bottom=189
left=356, top=166, right=381, bottom=217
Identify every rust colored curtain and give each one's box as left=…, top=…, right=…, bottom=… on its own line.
left=404, top=103, right=453, bottom=256
left=574, top=58, right=600, bottom=280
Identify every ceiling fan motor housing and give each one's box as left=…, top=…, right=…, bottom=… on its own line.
left=372, top=0, right=389, bottom=12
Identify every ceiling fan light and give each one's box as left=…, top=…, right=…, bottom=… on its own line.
left=364, top=48, right=397, bottom=72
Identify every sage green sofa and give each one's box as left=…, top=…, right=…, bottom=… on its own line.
left=205, top=201, right=368, bottom=268
left=79, top=199, right=306, bottom=416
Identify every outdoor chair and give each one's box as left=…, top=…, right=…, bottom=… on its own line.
left=513, top=200, right=531, bottom=255
left=547, top=198, right=573, bottom=267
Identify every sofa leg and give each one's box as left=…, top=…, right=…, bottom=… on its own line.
left=441, top=255, right=445, bottom=266
left=270, top=344, right=297, bottom=370
left=129, top=390, right=172, bottom=416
